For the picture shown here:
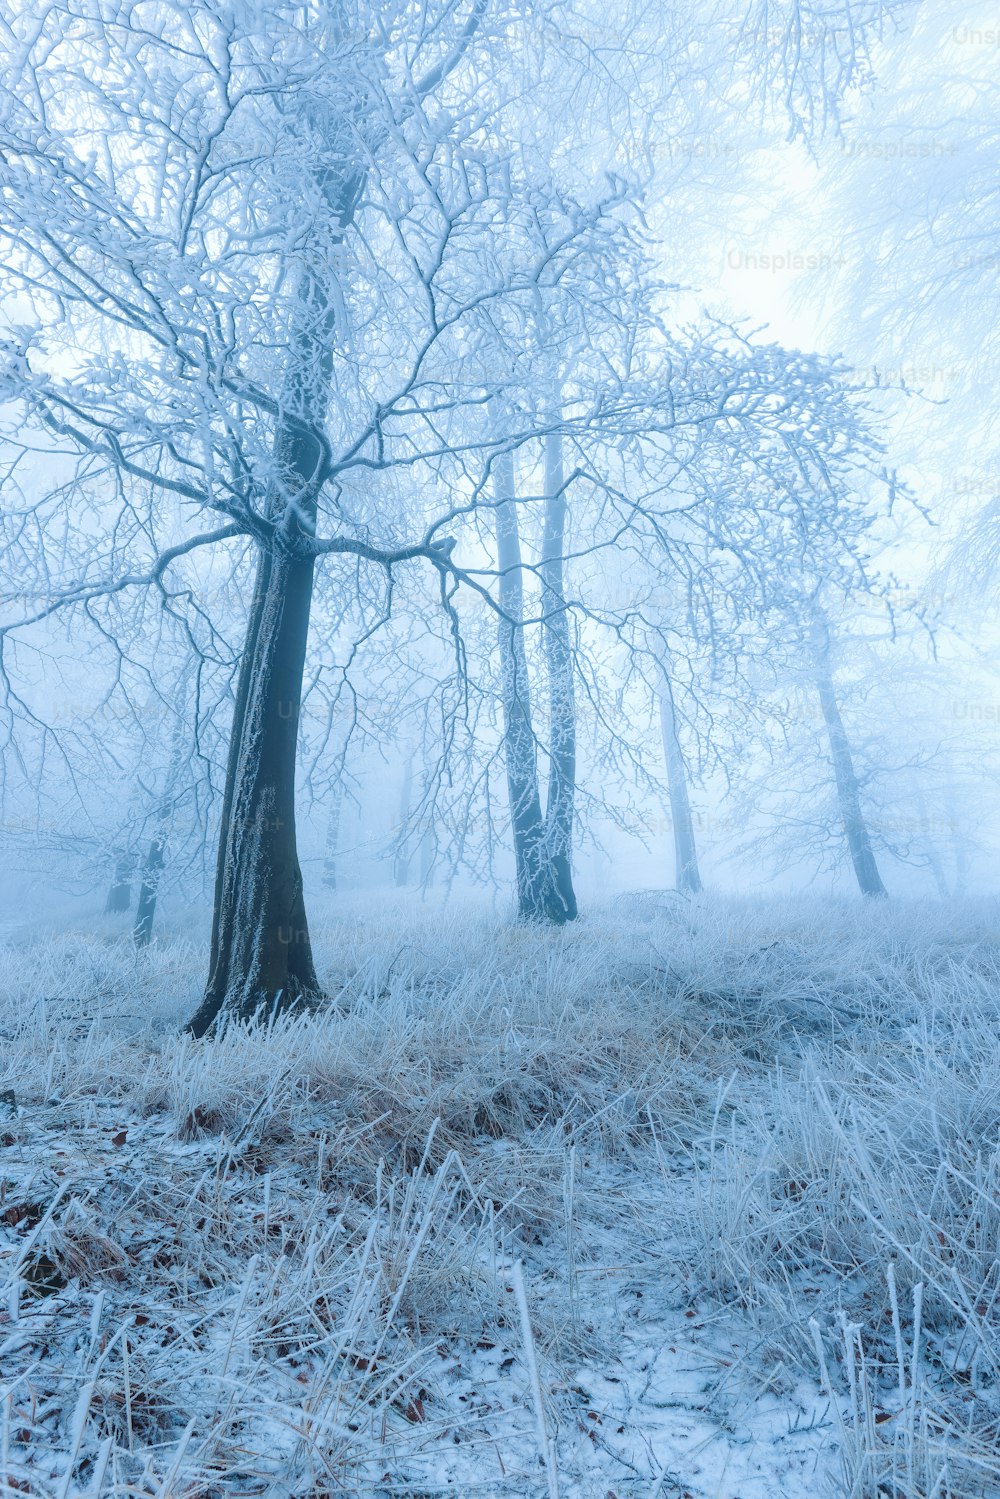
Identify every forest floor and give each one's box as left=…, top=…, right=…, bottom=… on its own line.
left=0, top=891, right=999, bottom=1498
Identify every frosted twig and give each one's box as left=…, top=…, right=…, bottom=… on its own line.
left=512, top=1259, right=560, bottom=1499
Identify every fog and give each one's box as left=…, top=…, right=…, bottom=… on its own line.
left=4, top=4, right=1000, bottom=1492
left=3, top=0, right=999, bottom=971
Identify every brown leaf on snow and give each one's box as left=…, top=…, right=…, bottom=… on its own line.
left=400, top=1394, right=425, bottom=1423
left=3, top=1202, right=44, bottom=1230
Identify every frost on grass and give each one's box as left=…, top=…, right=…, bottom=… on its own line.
left=0, top=894, right=999, bottom=1497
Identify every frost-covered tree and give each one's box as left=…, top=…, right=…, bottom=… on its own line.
left=728, top=592, right=1000, bottom=894
left=593, top=333, right=902, bottom=894
left=0, top=0, right=612, bottom=1029
left=0, top=0, right=925, bottom=1028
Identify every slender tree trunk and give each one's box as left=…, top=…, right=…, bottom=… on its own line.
left=912, top=786, right=948, bottom=898
left=657, top=666, right=702, bottom=894
left=950, top=815, right=968, bottom=897
left=492, top=446, right=566, bottom=922
left=925, top=844, right=949, bottom=899
left=419, top=821, right=435, bottom=889
left=322, top=776, right=344, bottom=891
left=133, top=824, right=166, bottom=947
left=393, top=755, right=414, bottom=887
left=415, top=768, right=436, bottom=889
left=187, top=539, right=321, bottom=1035
left=133, top=662, right=195, bottom=948
left=810, top=613, right=887, bottom=898
left=539, top=432, right=578, bottom=919
left=105, top=851, right=134, bottom=914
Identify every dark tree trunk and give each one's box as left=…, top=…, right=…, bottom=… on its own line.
left=810, top=612, right=887, bottom=898
left=539, top=432, right=578, bottom=920
left=657, top=666, right=702, bottom=894
left=492, top=447, right=567, bottom=923
left=186, top=539, right=321, bottom=1035
left=105, top=852, right=134, bottom=914
left=186, top=166, right=360, bottom=1035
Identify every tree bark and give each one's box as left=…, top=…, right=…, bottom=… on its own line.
left=657, top=666, right=702, bottom=894
left=133, top=826, right=166, bottom=947
left=539, top=432, right=578, bottom=919
left=810, top=612, right=887, bottom=898
left=104, top=851, right=134, bottom=914
left=187, top=539, right=321, bottom=1035
left=187, top=165, right=361, bottom=1035
left=492, top=447, right=568, bottom=923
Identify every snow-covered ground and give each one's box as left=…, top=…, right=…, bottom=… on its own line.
left=0, top=893, right=998, bottom=1497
